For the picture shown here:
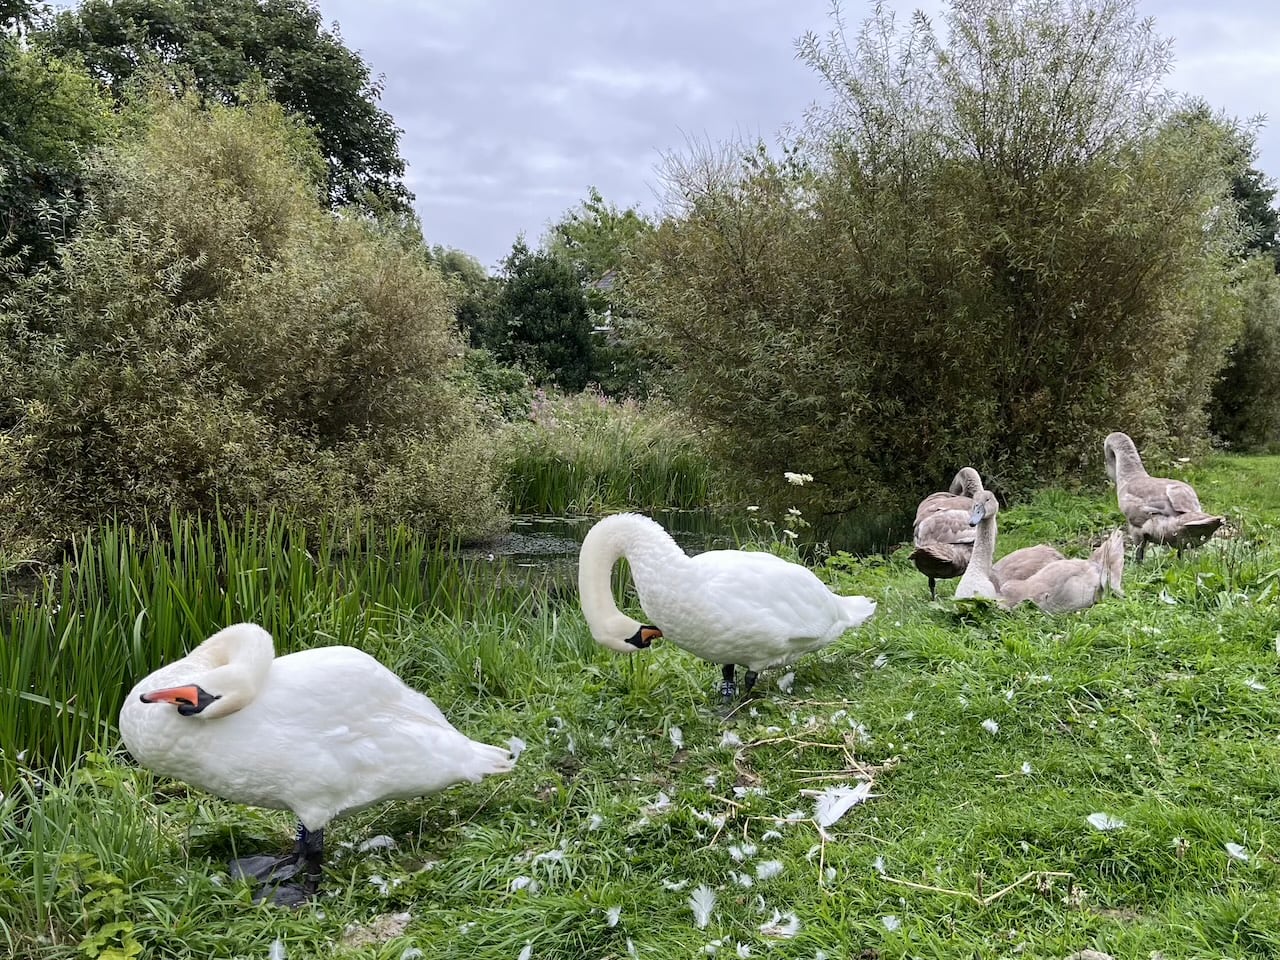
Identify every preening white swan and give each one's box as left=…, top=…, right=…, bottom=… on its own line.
left=577, top=513, right=876, bottom=700
left=909, top=467, right=983, bottom=599
left=1104, top=432, right=1225, bottom=560
left=119, top=623, right=514, bottom=905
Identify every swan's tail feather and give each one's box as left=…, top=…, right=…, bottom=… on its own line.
left=468, top=740, right=516, bottom=779
left=1181, top=513, right=1225, bottom=536
left=840, top=594, right=877, bottom=627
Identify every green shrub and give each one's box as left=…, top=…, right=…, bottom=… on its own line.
left=0, top=95, right=502, bottom=566
left=1211, top=257, right=1280, bottom=450
left=498, top=388, right=730, bottom=513
left=630, top=0, right=1244, bottom=515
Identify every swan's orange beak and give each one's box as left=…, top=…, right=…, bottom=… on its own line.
left=139, top=684, right=220, bottom=716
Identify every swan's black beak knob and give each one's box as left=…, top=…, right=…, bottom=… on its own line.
left=627, top=625, right=662, bottom=649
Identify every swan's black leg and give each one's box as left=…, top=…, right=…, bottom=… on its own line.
left=1136, top=539, right=1146, bottom=562
left=243, top=822, right=325, bottom=907
left=742, top=671, right=759, bottom=696
left=720, top=663, right=738, bottom=702
left=928, top=577, right=937, bottom=601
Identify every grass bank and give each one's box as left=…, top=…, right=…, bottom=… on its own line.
left=3, top=456, right=1279, bottom=958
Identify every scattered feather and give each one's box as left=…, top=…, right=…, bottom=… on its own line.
left=509, top=876, right=538, bottom=893
left=518, top=943, right=533, bottom=960
left=606, top=906, right=622, bottom=927
left=367, top=874, right=389, bottom=895
left=669, top=726, right=684, bottom=749
left=736, top=943, right=751, bottom=958
left=588, top=814, right=605, bottom=831
left=728, top=843, right=758, bottom=862
left=661, top=878, right=689, bottom=891
left=1159, top=589, right=1177, bottom=605
left=1021, top=762, right=1032, bottom=775
left=720, top=731, right=743, bottom=748
left=533, top=849, right=565, bottom=864
left=400, top=950, right=423, bottom=960
left=1086, top=813, right=1125, bottom=831
left=903, top=711, right=915, bottom=722
left=881, top=915, right=901, bottom=932
left=357, top=835, right=396, bottom=854
left=777, top=671, right=796, bottom=693
left=269, top=939, right=286, bottom=960
left=873, top=855, right=886, bottom=875
left=761, top=830, right=783, bottom=842
left=693, top=809, right=726, bottom=827
left=813, top=781, right=875, bottom=827
left=981, top=718, right=999, bottom=735
left=759, top=910, right=802, bottom=938
left=783, top=809, right=807, bottom=822
left=756, top=860, right=785, bottom=880
left=507, top=736, right=527, bottom=761
left=689, top=885, right=717, bottom=928
left=341, top=913, right=412, bottom=949
left=1245, top=678, right=1267, bottom=692
left=1225, top=842, right=1250, bottom=861
left=645, top=792, right=673, bottom=814
left=731, top=871, right=754, bottom=887
left=872, top=653, right=889, bottom=669
left=626, top=940, right=638, bottom=959
left=824, top=866, right=836, bottom=882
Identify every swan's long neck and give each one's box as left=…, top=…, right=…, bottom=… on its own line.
left=185, top=623, right=274, bottom=718
left=969, top=514, right=997, bottom=580
left=578, top=514, right=687, bottom=652
left=1107, top=435, right=1146, bottom=488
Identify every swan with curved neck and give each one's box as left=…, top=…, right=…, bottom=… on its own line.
left=909, top=467, right=984, bottom=599
left=954, top=489, right=1001, bottom=600
left=120, top=623, right=514, bottom=905
left=999, top=529, right=1125, bottom=613
left=1104, top=432, right=1224, bottom=560
left=578, top=513, right=876, bottom=700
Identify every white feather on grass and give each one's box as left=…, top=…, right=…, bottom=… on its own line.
left=755, top=860, right=784, bottom=880
left=605, top=906, right=622, bottom=927
left=669, top=726, right=684, bottom=749
left=688, top=885, right=717, bottom=929
left=1086, top=812, right=1125, bottom=831
left=517, top=944, right=533, bottom=960
left=759, top=910, right=802, bottom=938
left=812, top=781, right=875, bottom=827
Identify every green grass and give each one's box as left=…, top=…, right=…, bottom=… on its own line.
left=499, top=389, right=733, bottom=513
left=3, top=455, right=1280, bottom=959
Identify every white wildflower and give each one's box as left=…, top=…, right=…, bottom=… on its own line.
left=881, top=915, right=901, bottom=932
left=756, top=860, right=785, bottom=880
left=981, top=718, right=999, bottom=735
left=782, top=529, right=798, bottom=539
left=689, top=885, right=717, bottom=928
left=813, top=781, right=875, bottom=827
left=605, top=906, right=622, bottom=927
left=777, top=671, right=796, bottom=693
left=1086, top=813, right=1125, bottom=831
left=759, top=909, right=802, bottom=938
left=783, top=472, right=814, bottom=485
left=787, top=507, right=801, bottom=516
left=1225, top=842, right=1250, bottom=862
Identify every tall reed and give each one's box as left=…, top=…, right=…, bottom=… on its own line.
left=0, top=511, right=532, bottom=790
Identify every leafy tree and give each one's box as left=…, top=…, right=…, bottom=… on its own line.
left=632, top=0, right=1243, bottom=514
left=428, top=243, right=501, bottom=344
left=0, top=33, right=115, bottom=270
left=37, top=0, right=410, bottom=212
left=488, top=238, right=595, bottom=391
left=1209, top=258, right=1280, bottom=449
left=0, top=95, right=500, bottom=561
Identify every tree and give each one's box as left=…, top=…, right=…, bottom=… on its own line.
left=0, top=95, right=500, bottom=561
left=488, top=238, right=595, bottom=391
left=37, top=0, right=410, bottom=213
left=632, top=0, right=1243, bottom=514
left=0, top=34, right=116, bottom=270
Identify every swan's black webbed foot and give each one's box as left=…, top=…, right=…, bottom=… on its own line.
left=719, top=663, right=738, bottom=702
left=742, top=671, right=759, bottom=696
left=233, top=823, right=325, bottom=907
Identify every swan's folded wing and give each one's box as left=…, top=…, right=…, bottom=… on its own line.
left=1164, top=481, right=1203, bottom=514
left=690, top=552, right=846, bottom=643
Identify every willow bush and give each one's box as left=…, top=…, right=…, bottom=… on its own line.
left=631, top=0, right=1245, bottom=516
left=0, top=96, right=502, bottom=564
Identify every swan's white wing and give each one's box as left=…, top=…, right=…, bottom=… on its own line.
left=686, top=551, right=845, bottom=643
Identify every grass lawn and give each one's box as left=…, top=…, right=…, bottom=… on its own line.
left=3, top=456, right=1279, bottom=959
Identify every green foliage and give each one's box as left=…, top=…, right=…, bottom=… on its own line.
left=1211, top=257, right=1280, bottom=449
left=0, top=95, right=502, bottom=561
left=498, top=388, right=730, bottom=513
left=3, top=455, right=1280, bottom=958
left=37, top=0, right=410, bottom=212
left=0, top=38, right=117, bottom=270
left=631, top=0, right=1245, bottom=515
left=455, top=347, right=534, bottom=423
left=486, top=238, right=596, bottom=392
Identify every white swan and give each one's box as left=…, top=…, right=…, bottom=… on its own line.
left=119, top=623, right=514, bottom=905
left=1104, top=432, right=1225, bottom=560
left=578, top=513, right=876, bottom=700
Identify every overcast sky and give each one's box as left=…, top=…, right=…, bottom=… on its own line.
left=315, top=0, right=1280, bottom=271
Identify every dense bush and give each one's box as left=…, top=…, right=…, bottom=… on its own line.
left=631, top=0, right=1245, bottom=515
left=1210, top=257, right=1280, bottom=450
left=0, top=96, right=502, bottom=565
